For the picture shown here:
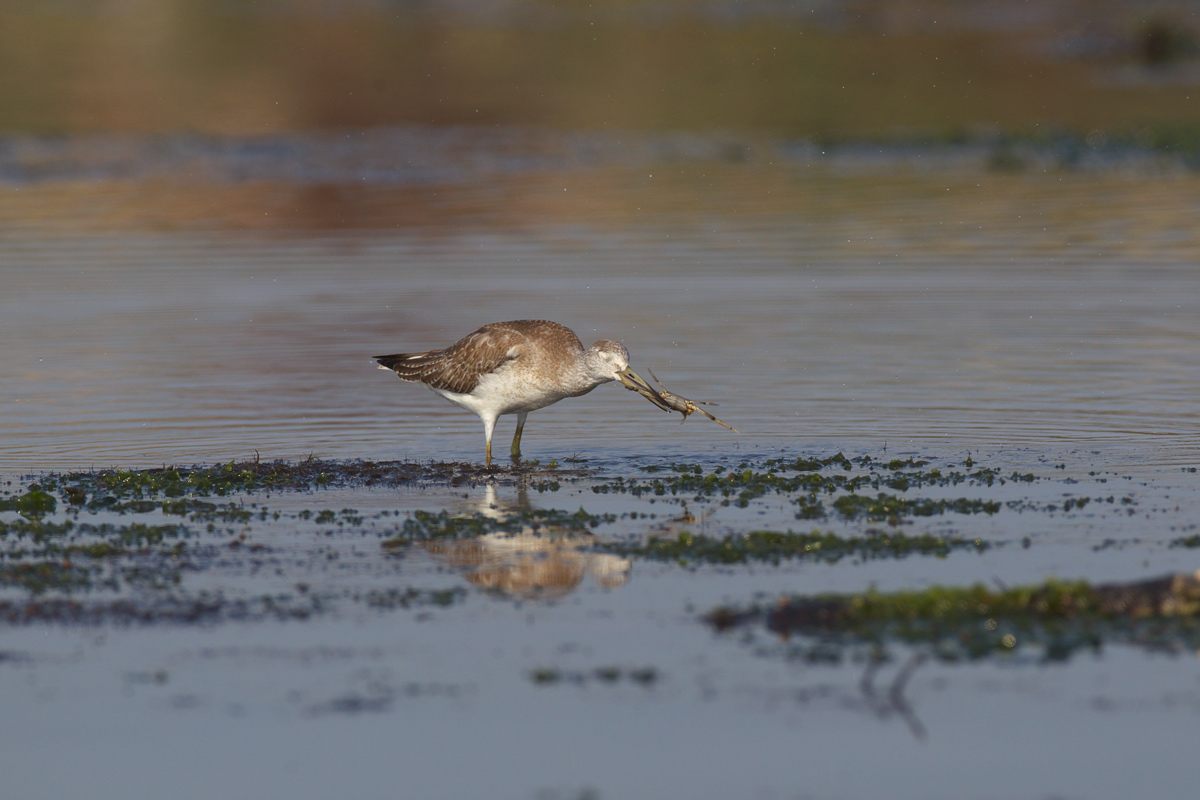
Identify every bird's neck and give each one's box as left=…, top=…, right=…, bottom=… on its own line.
left=556, top=351, right=613, bottom=396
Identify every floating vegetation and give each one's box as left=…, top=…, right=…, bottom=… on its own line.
left=29, top=457, right=586, bottom=505
left=705, top=572, right=1200, bottom=664
left=831, top=493, right=1001, bottom=521
left=8, top=454, right=1060, bottom=530
left=0, top=462, right=491, bottom=623
left=0, top=489, right=57, bottom=518
left=599, top=529, right=989, bottom=566
left=591, top=453, right=1038, bottom=521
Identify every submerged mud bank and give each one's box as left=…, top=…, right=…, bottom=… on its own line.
left=707, top=571, right=1200, bottom=665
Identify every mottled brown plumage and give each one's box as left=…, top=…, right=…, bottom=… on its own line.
left=375, top=320, right=583, bottom=396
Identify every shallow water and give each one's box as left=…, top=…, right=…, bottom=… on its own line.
left=3, top=130, right=1200, bottom=800
left=5, top=224, right=1200, bottom=470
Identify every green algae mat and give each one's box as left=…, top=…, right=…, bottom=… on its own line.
left=5, top=453, right=1198, bottom=657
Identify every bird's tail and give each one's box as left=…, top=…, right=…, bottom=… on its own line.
left=374, top=351, right=442, bottom=382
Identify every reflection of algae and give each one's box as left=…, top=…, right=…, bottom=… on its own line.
left=706, top=572, right=1200, bottom=663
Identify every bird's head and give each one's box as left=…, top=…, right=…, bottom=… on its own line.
left=586, top=340, right=673, bottom=411
left=586, top=339, right=631, bottom=382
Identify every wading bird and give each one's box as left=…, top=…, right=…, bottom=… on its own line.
left=375, top=319, right=669, bottom=467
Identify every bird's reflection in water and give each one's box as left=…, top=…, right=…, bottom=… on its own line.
left=418, top=486, right=631, bottom=600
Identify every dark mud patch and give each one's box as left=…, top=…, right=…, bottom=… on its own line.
left=306, top=678, right=472, bottom=717
left=529, top=665, right=660, bottom=687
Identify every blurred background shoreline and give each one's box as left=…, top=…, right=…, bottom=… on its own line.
left=4, top=1, right=1200, bottom=139
left=4, top=0, right=1200, bottom=237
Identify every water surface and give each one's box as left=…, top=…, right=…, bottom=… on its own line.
left=5, top=171, right=1199, bottom=470
left=3, top=129, right=1200, bottom=800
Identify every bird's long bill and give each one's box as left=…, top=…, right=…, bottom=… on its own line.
left=617, top=367, right=674, bottom=412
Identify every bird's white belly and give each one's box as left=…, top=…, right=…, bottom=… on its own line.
left=429, top=368, right=592, bottom=419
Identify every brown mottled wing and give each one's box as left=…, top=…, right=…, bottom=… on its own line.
left=375, top=321, right=571, bottom=395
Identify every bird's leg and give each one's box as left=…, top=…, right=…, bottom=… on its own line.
left=483, top=414, right=498, bottom=468
left=510, top=412, right=528, bottom=464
